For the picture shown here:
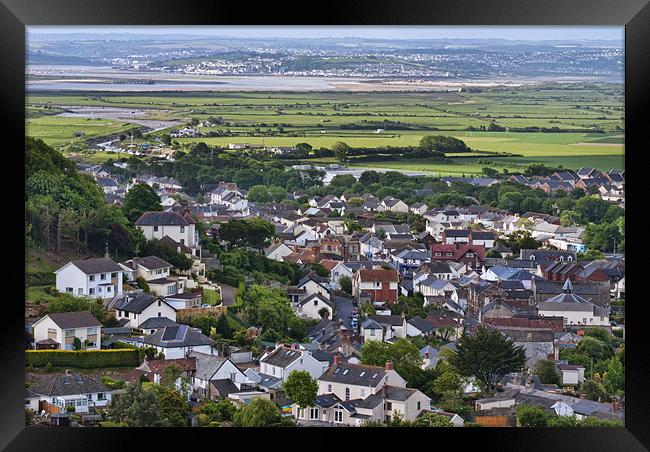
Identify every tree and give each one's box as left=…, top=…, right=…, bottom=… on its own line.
left=577, top=249, right=605, bottom=261
left=548, top=415, right=579, bottom=427
left=603, top=356, right=624, bottom=396
left=332, top=141, right=350, bottom=162
left=161, top=364, right=182, bottom=388
left=216, top=314, right=233, bottom=339
left=72, top=336, right=82, bottom=351
left=136, top=276, right=150, bottom=293
left=123, top=183, right=162, bottom=222
left=533, top=360, right=561, bottom=385
left=412, top=412, right=453, bottom=427
left=318, top=307, right=330, bottom=320
left=232, top=398, right=289, bottom=427
left=339, top=276, right=352, bottom=294
left=516, top=404, right=550, bottom=427
left=450, top=326, right=526, bottom=395
left=284, top=370, right=318, bottom=408
left=360, top=338, right=424, bottom=388
left=574, top=196, right=609, bottom=224
left=196, top=399, right=237, bottom=426
left=108, top=383, right=164, bottom=427
left=420, top=135, right=470, bottom=153
left=582, top=379, right=609, bottom=402
left=560, top=210, right=582, bottom=227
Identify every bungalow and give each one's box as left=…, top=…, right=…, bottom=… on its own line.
left=143, top=324, right=216, bottom=359
left=33, top=311, right=102, bottom=351
left=29, top=372, right=112, bottom=414
left=164, top=291, right=202, bottom=310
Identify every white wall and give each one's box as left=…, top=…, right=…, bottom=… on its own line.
left=139, top=223, right=196, bottom=247
left=55, top=263, right=123, bottom=299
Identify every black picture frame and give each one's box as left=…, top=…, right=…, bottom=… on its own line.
left=2, top=0, right=648, bottom=449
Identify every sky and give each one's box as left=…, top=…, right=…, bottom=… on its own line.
left=28, top=26, right=624, bottom=42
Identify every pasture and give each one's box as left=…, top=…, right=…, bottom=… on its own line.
left=26, top=83, right=624, bottom=171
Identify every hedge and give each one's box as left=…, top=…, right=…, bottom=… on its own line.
left=25, top=349, right=139, bottom=368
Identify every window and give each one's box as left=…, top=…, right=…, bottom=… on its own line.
left=334, top=411, right=343, bottom=423
left=98, top=287, right=102, bottom=293
left=47, top=328, right=57, bottom=339
left=385, top=402, right=392, bottom=411
left=583, top=318, right=587, bottom=324
left=107, top=286, right=111, bottom=292
left=111, top=272, right=117, bottom=278
left=370, top=329, right=376, bottom=336
left=154, top=226, right=159, bottom=232
left=65, top=329, right=74, bottom=338
left=434, top=252, right=442, bottom=257
left=66, top=287, right=73, bottom=293
left=298, top=408, right=305, bottom=419
left=87, top=394, right=92, bottom=400
left=125, top=312, right=129, bottom=318
left=445, top=252, right=453, bottom=257
left=100, top=273, right=106, bottom=280
left=77, top=288, right=83, bottom=295
left=310, top=408, right=319, bottom=420
left=417, top=401, right=421, bottom=410
left=314, top=299, right=318, bottom=306
left=97, top=393, right=106, bottom=400
left=118, top=311, right=122, bottom=317
left=158, top=312, right=161, bottom=317
left=158, top=300, right=161, bottom=307
left=272, top=367, right=275, bottom=376
left=345, top=387, right=350, bottom=401
left=180, top=226, right=185, bottom=233
left=89, top=288, right=95, bottom=295
left=89, top=275, right=95, bottom=281
left=327, top=384, right=332, bottom=393
left=87, top=327, right=96, bottom=335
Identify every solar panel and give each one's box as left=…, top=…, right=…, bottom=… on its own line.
left=162, top=326, right=180, bottom=341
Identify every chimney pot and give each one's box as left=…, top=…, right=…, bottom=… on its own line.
left=333, top=355, right=342, bottom=365
left=385, top=361, right=393, bottom=371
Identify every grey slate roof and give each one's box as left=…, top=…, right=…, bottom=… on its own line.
left=138, top=317, right=179, bottom=330
left=144, top=325, right=213, bottom=348
left=122, top=256, right=172, bottom=271
left=113, top=293, right=170, bottom=314
left=67, top=257, right=123, bottom=275
left=319, top=362, right=387, bottom=386
left=30, top=373, right=110, bottom=397
left=368, top=314, right=404, bottom=327
left=135, top=211, right=191, bottom=226
left=383, top=386, right=418, bottom=401
left=298, top=293, right=334, bottom=309
left=44, top=311, right=102, bottom=329
left=261, top=346, right=304, bottom=368
left=189, top=351, right=227, bottom=381
left=210, top=379, right=240, bottom=397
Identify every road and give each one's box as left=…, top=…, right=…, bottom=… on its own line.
left=219, top=284, right=236, bottom=307
left=333, top=295, right=355, bottom=330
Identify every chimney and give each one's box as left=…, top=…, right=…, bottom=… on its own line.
left=385, top=361, right=393, bottom=371
left=333, top=355, right=342, bottom=365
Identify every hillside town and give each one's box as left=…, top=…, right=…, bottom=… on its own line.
left=25, top=134, right=625, bottom=428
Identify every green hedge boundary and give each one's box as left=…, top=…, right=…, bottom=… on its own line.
left=26, top=349, right=139, bottom=368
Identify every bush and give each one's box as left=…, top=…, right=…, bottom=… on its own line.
left=26, top=349, right=139, bottom=368
left=136, top=276, right=150, bottom=293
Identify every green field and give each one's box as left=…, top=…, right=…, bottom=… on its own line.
left=26, top=84, right=624, bottom=172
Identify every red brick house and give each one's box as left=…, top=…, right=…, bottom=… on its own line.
left=430, top=243, right=486, bottom=269
left=352, top=268, right=399, bottom=303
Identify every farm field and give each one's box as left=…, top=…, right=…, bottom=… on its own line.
left=26, top=83, right=624, bottom=171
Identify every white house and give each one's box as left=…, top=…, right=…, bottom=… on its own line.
left=319, top=259, right=353, bottom=290
left=135, top=210, right=199, bottom=253
left=265, top=242, right=294, bottom=262
left=210, top=182, right=245, bottom=205
left=297, top=293, right=335, bottom=321
left=119, top=256, right=180, bottom=297
left=111, top=293, right=177, bottom=329
left=318, top=359, right=406, bottom=402
left=32, top=311, right=102, bottom=350
left=297, top=272, right=331, bottom=300
left=259, top=344, right=325, bottom=382
left=54, top=257, right=124, bottom=299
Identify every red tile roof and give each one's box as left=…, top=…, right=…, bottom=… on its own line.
left=430, top=243, right=486, bottom=261
left=357, top=268, right=399, bottom=283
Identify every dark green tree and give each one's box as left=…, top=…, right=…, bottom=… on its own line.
left=283, top=370, right=318, bottom=408
left=450, top=326, right=526, bottom=395
left=123, top=183, right=162, bottom=222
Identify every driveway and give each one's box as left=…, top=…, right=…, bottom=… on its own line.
left=219, top=284, right=236, bottom=307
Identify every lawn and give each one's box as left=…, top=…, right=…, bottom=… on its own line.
left=202, top=288, right=222, bottom=306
